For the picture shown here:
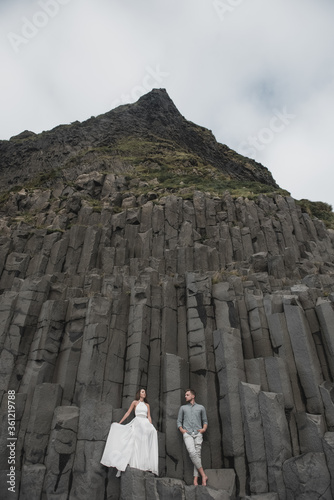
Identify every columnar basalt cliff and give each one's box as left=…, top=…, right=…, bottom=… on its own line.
left=0, top=90, right=334, bottom=500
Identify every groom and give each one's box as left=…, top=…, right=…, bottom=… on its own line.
left=177, top=389, right=208, bottom=486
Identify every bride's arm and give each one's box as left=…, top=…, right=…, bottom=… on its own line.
left=147, top=403, right=152, bottom=424
left=119, top=401, right=136, bottom=424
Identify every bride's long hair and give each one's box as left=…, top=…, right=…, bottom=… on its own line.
left=135, top=388, right=148, bottom=403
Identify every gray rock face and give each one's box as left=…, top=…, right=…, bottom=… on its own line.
left=259, top=391, right=292, bottom=498
left=0, top=161, right=334, bottom=499
left=283, top=452, right=332, bottom=500
left=323, top=432, right=334, bottom=497
left=316, top=299, right=334, bottom=378
left=44, top=406, right=80, bottom=498
left=239, top=382, right=267, bottom=495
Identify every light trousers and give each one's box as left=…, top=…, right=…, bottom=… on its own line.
left=183, top=432, right=203, bottom=477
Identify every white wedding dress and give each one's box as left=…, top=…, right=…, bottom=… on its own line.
left=100, top=401, right=159, bottom=475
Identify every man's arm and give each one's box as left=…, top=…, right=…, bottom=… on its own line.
left=198, top=406, right=208, bottom=433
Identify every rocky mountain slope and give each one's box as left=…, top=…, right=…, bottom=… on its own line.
left=0, top=90, right=334, bottom=500
left=0, top=89, right=277, bottom=194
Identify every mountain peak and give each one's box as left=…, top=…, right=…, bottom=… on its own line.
left=107, top=88, right=184, bottom=134
left=136, top=88, right=179, bottom=110
left=0, top=90, right=279, bottom=194
left=137, top=87, right=170, bottom=101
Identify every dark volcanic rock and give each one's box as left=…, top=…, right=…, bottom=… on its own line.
left=0, top=89, right=277, bottom=192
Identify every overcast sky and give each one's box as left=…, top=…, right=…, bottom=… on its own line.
left=1, top=0, right=334, bottom=208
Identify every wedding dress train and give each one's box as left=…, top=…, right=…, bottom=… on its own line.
left=100, top=401, right=159, bottom=475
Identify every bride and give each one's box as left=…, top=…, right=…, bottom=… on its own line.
left=100, top=388, right=159, bottom=476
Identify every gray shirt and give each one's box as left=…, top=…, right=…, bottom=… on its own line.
left=177, top=402, right=208, bottom=434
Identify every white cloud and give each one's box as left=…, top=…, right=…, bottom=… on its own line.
left=1, top=0, right=334, bottom=208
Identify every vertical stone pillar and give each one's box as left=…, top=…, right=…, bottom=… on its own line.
left=193, top=192, right=207, bottom=229
left=264, top=295, right=305, bottom=412
left=74, top=297, right=112, bottom=404
left=122, top=278, right=150, bottom=407
left=71, top=400, right=113, bottom=499
left=176, top=285, right=188, bottom=362
left=245, top=292, right=272, bottom=358
left=236, top=296, right=254, bottom=359
left=283, top=453, right=331, bottom=500
left=185, top=273, right=208, bottom=379
left=284, top=300, right=324, bottom=414
left=63, top=225, right=86, bottom=274
left=213, top=328, right=247, bottom=496
left=186, top=274, right=222, bottom=469
left=20, top=464, right=46, bottom=500
left=161, top=278, right=178, bottom=355
left=164, top=195, right=181, bottom=251
left=239, top=382, right=268, bottom=494
left=162, top=353, right=189, bottom=480
left=43, top=406, right=80, bottom=498
left=259, top=391, right=292, bottom=498
left=46, top=233, right=69, bottom=274
left=0, top=252, right=30, bottom=291
left=218, top=221, right=233, bottom=267
left=296, top=413, right=326, bottom=453
left=319, top=382, right=334, bottom=431
left=24, top=383, right=62, bottom=464
left=230, top=226, right=244, bottom=262
left=19, top=300, right=68, bottom=394
left=316, top=299, right=334, bottom=379
left=264, top=357, right=294, bottom=410
left=53, top=298, right=88, bottom=405
left=77, top=226, right=101, bottom=273
left=147, top=283, right=162, bottom=427
left=0, top=237, right=11, bottom=279
left=26, top=231, right=59, bottom=276
left=323, top=432, right=334, bottom=498
left=0, top=276, right=51, bottom=392
left=245, top=358, right=269, bottom=391
left=212, top=282, right=235, bottom=332
left=0, top=291, right=17, bottom=352
left=134, top=229, right=152, bottom=262
left=102, top=283, right=130, bottom=408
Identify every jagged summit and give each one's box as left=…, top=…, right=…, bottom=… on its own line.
left=127, top=88, right=181, bottom=115
left=0, top=89, right=278, bottom=194
left=98, top=88, right=188, bottom=144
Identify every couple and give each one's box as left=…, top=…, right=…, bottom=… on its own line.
left=100, top=388, right=208, bottom=486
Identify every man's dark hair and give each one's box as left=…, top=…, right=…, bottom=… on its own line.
left=185, top=389, right=196, bottom=397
